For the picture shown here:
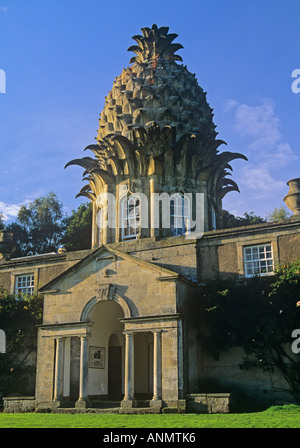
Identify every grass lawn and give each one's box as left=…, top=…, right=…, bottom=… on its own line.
left=1, top=405, right=300, bottom=428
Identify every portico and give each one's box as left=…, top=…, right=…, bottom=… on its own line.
left=38, top=320, right=173, bottom=411
left=34, top=245, right=192, bottom=412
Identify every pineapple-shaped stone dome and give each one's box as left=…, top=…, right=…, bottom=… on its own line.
left=97, top=24, right=216, bottom=144
left=66, top=25, right=247, bottom=245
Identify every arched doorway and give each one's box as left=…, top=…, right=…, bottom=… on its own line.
left=88, top=300, right=124, bottom=401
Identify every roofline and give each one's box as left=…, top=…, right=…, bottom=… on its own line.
left=202, top=215, right=300, bottom=241
left=0, top=252, right=67, bottom=268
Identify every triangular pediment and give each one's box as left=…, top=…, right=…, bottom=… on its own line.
left=39, top=244, right=182, bottom=294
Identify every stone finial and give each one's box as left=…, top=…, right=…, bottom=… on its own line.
left=283, top=178, right=300, bottom=216
left=0, top=231, right=16, bottom=261
left=127, top=24, right=183, bottom=64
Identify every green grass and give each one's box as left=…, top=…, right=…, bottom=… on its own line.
left=1, top=405, right=300, bottom=428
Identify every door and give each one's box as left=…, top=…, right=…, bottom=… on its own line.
left=108, top=345, right=122, bottom=400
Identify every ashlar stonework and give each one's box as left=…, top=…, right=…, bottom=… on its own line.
left=1, top=25, right=300, bottom=413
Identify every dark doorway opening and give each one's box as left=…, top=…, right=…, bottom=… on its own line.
left=108, top=335, right=122, bottom=400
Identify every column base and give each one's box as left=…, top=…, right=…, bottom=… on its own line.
left=120, top=398, right=136, bottom=410
left=75, top=398, right=90, bottom=409
left=51, top=399, right=62, bottom=409
left=150, top=399, right=162, bottom=410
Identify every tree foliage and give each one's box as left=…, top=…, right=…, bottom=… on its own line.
left=60, top=202, right=92, bottom=252
left=196, top=261, right=300, bottom=398
left=0, top=289, right=43, bottom=397
left=3, top=194, right=93, bottom=256
left=5, top=192, right=65, bottom=257
left=222, top=210, right=266, bottom=228
left=223, top=205, right=292, bottom=229
left=267, top=206, right=292, bottom=223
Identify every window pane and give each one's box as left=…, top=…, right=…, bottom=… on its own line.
left=170, top=194, right=191, bottom=236
left=15, top=275, right=34, bottom=296
left=244, top=244, right=274, bottom=278
left=246, top=265, right=253, bottom=276
left=121, top=195, right=140, bottom=240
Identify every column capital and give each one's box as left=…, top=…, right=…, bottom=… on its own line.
left=79, top=335, right=89, bottom=341
left=55, top=335, right=66, bottom=341
left=123, top=330, right=136, bottom=336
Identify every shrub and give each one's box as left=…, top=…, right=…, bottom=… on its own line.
left=0, top=289, right=43, bottom=398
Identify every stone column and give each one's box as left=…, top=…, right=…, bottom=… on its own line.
left=150, top=330, right=162, bottom=409
left=121, top=331, right=135, bottom=409
left=199, top=180, right=209, bottom=232
left=75, top=336, right=89, bottom=408
left=150, top=175, right=159, bottom=238
left=92, top=201, right=98, bottom=249
left=53, top=337, right=65, bottom=404
left=102, top=185, right=109, bottom=245
left=150, top=177, right=156, bottom=238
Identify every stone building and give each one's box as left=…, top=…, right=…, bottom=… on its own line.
left=1, top=25, right=300, bottom=413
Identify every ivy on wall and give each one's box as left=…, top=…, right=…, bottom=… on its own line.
left=196, top=260, right=300, bottom=399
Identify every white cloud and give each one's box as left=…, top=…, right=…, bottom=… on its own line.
left=0, top=199, right=32, bottom=221
left=0, top=202, right=21, bottom=221
left=224, top=99, right=238, bottom=112
left=262, top=142, right=297, bottom=168
left=224, top=98, right=297, bottom=200
left=239, top=165, right=286, bottom=198
left=235, top=100, right=281, bottom=151
left=0, top=6, right=8, bottom=13
left=225, top=98, right=297, bottom=165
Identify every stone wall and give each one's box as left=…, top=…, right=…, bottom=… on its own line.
left=186, top=393, right=231, bottom=413
left=197, top=216, right=300, bottom=280
left=3, top=396, right=36, bottom=413
left=112, top=237, right=198, bottom=281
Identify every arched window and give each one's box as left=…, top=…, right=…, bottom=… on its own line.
left=170, top=194, right=190, bottom=236
left=121, top=195, right=140, bottom=240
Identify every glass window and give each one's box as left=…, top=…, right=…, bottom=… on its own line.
left=243, top=244, right=274, bottom=278
left=121, top=195, right=140, bottom=240
left=15, top=274, right=35, bottom=295
left=170, top=194, right=190, bottom=237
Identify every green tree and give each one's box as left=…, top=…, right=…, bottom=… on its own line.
left=61, top=202, right=92, bottom=251
left=267, top=206, right=292, bottom=223
left=5, top=192, right=65, bottom=257
left=222, top=210, right=266, bottom=229
left=0, top=289, right=43, bottom=397
left=0, top=213, right=4, bottom=230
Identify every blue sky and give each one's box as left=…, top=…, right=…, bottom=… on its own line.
left=0, top=0, right=299, bottom=221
